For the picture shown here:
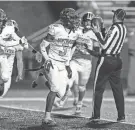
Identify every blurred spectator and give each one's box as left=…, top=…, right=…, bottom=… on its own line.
left=128, top=1, right=135, bottom=7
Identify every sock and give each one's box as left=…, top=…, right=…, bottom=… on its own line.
left=45, top=91, right=57, bottom=113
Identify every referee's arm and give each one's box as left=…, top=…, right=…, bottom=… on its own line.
left=94, top=26, right=118, bottom=49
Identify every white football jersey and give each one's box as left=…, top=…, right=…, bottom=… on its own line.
left=45, top=24, right=80, bottom=62
left=73, top=28, right=98, bottom=59
left=0, top=25, right=20, bottom=41
left=0, top=23, right=24, bottom=55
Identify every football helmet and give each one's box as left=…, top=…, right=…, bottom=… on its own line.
left=82, top=12, right=95, bottom=29
left=60, top=8, right=80, bottom=30
left=6, top=19, right=19, bottom=31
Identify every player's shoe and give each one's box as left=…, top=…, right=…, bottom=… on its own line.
left=31, top=80, right=38, bottom=88
left=117, top=116, right=125, bottom=122
left=74, top=102, right=83, bottom=115
left=53, top=100, right=65, bottom=108
left=42, top=118, right=56, bottom=126
left=0, top=83, right=4, bottom=97
left=89, top=116, right=100, bottom=122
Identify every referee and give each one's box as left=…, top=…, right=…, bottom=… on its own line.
left=90, top=9, right=127, bottom=122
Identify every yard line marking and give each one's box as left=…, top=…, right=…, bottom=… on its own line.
left=0, top=97, right=135, bottom=102
left=0, top=104, right=134, bottom=126
left=0, top=98, right=46, bottom=101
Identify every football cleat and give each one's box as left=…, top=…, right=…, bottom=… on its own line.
left=53, top=100, right=64, bottom=108
left=74, top=102, right=83, bottom=115
left=42, top=118, right=56, bottom=126
left=89, top=116, right=100, bottom=122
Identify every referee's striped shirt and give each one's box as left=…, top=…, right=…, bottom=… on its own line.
left=95, top=22, right=127, bottom=55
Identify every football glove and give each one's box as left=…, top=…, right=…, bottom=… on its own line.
left=35, top=51, right=42, bottom=63
left=45, top=60, right=54, bottom=72
left=91, top=16, right=104, bottom=32
left=65, top=65, right=72, bottom=79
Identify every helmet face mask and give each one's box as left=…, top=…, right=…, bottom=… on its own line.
left=83, top=19, right=92, bottom=29
left=60, top=8, right=80, bottom=30
left=82, top=12, right=95, bottom=30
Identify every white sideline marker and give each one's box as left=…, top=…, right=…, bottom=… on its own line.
left=0, top=97, right=135, bottom=102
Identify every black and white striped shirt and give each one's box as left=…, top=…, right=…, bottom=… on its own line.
left=95, top=22, right=127, bottom=55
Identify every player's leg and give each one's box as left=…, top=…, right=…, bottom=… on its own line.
left=53, top=67, right=72, bottom=108
left=43, top=62, right=63, bottom=125
left=70, top=60, right=79, bottom=105
left=0, top=56, right=10, bottom=96
left=54, top=61, right=79, bottom=108
left=71, top=80, right=79, bottom=106
left=75, top=60, right=92, bottom=114
left=0, top=55, right=15, bottom=97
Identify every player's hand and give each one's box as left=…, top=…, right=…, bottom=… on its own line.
left=45, top=59, right=54, bottom=72
left=15, top=75, right=23, bottom=82
left=35, top=51, right=42, bottom=63
left=65, top=66, right=72, bottom=79
left=19, top=36, right=27, bottom=46
left=92, top=25, right=100, bottom=33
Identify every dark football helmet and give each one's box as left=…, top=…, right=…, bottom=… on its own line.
left=60, top=8, right=80, bottom=30
left=82, top=12, right=95, bottom=29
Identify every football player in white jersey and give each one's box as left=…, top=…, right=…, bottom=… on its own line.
left=57, top=12, right=100, bottom=114
left=73, top=13, right=101, bottom=115
left=72, top=12, right=100, bottom=115
left=0, top=17, right=28, bottom=97
left=40, top=8, right=81, bottom=125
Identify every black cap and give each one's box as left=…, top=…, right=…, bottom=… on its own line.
left=112, top=9, right=126, bottom=21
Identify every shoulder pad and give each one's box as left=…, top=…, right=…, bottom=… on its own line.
left=48, top=24, right=63, bottom=36
left=1, top=25, right=15, bottom=39
left=76, top=27, right=83, bottom=35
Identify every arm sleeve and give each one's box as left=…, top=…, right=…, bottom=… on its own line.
left=94, top=25, right=118, bottom=49
left=48, top=25, right=55, bottom=36
left=16, top=50, right=23, bottom=77
left=40, top=35, right=51, bottom=60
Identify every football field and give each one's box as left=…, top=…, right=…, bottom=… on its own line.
left=0, top=89, right=135, bottom=130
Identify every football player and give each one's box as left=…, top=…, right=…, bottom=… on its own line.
left=40, top=8, right=81, bottom=125
left=0, top=19, right=29, bottom=97
left=57, top=12, right=100, bottom=114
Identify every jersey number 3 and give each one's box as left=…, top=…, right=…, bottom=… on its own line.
left=59, top=46, right=67, bottom=56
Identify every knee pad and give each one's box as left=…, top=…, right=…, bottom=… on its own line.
left=79, top=86, right=86, bottom=92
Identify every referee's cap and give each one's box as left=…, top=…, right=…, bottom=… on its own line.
left=112, top=9, right=126, bottom=21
